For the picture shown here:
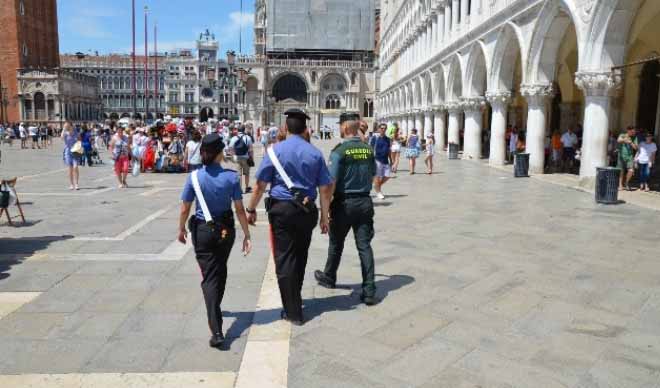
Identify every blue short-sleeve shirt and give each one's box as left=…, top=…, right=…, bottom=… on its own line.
left=256, top=135, right=333, bottom=201
left=181, top=163, right=243, bottom=220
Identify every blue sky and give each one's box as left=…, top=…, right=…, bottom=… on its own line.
left=57, top=0, right=254, bottom=55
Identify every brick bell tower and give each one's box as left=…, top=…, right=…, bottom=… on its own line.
left=0, top=0, right=60, bottom=123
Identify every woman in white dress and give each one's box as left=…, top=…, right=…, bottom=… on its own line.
left=424, top=133, right=436, bottom=175
left=390, top=125, right=402, bottom=173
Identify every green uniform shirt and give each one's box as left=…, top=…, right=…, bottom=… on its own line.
left=618, top=134, right=638, bottom=161
left=328, top=137, right=376, bottom=194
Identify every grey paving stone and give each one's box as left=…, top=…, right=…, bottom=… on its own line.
left=161, top=337, right=246, bottom=372
left=140, top=286, right=200, bottom=314
left=0, top=312, right=69, bottom=339
left=82, top=337, right=176, bottom=373
left=47, top=311, right=131, bottom=340
left=114, top=311, right=188, bottom=339
left=380, top=331, right=472, bottom=386
left=79, top=289, right=149, bottom=313
left=0, top=338, right=105, bottom=374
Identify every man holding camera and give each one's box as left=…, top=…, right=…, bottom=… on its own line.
left=246, top=108, right=334, bottom=325
left=314, top=113, right=378, bottom=305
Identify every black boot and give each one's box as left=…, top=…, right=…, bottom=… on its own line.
left=314, top=270, right=336, bottom=289
left=280, top=310, right=304, bottom=326
left=209, top=332, right=225, bottom=348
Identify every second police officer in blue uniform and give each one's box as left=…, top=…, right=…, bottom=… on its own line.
left=314, top=113, right=378, bottom=305
left=246, top=109, right=334, bottom=325
left=178, top=133, right=252, bottom=348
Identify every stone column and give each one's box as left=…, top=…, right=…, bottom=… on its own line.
left=486, top=91, right=511, bottom=166
left=521, top=84, right=554, bottom=175
left=444, top=5, right=451, bottom=41
left=437, top=10, right=444, bottom=48
left=424, top=109, right=433, bottom=139
left=575, top=71, right=621, bottom=184
left=446, top=102, right=462, bottom=145
left=431, top=13, right=438, bottom=53
left=414, top=111, right=423, bottom=134
left=461, top=0, right=469, bottom=28
left=451, top=0, right=459, bottom=33
left=433, top=106, right=447, bottom=151
left=462, top=98, right=485, bottom=160
left=407, top=113, right=415, bottom=135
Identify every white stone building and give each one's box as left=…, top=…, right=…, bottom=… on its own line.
left=164, top=30, right=246, bottom=121
left=238, top=0, right=378, bottom=131
left=16, top=69, right=102, bottom=125
left=377, top=0, right=660, bottom=186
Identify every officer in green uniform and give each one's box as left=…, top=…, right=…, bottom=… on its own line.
left=314, top=113, right=378, bottom=305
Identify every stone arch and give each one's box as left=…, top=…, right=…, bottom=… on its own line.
left=412, top=77, right=423, bottom=108
left=402, top=84, right=411, bottom=111
left=431, top=66, right=446, bottom=105
left=491, top=22, right=526, bottom=91
left=422, top=72, right=433, bottom=108
left=447, top=55, right=463, bottom=101
left=527, top=0, right=582, bottom=84
left=271, top=73, right=308, bottom=102
left=319, top=72, right=349, bottom=89
left=246, top=76, right=259, bottom=91
left=584, top=0, right=644, bottom=71
left=464, top=41, right=489, bottom=97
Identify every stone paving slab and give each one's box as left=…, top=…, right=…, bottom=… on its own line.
left=288, top=142, right=660, bottom=388
left=0, top=141, right=271, bottom=379
left=4, top=139, right=660, bottom=387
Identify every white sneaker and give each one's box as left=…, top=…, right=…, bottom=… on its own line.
left=376, top=192, right=386, bottom=200
left=69, top=185, right=74, bottom=190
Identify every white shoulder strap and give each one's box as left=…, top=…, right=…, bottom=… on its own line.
left=267, top=146, right=295, bottom=189
left=191, top=170, right=213, bottom=223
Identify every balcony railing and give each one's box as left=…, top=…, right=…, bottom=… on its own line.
left=236, top=56, right=373, bottom=69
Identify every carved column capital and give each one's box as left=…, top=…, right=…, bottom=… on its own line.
left=520, top=84, right=554, bottom=108
left=485, top=91, right=512, bottom=108
left=460, top=97, right=486, bottom=113
left=445, top=101, right=463, bottom=114
left=574, top=71, right=622, bottom=97
left=432, top=104, right=446, bottom=113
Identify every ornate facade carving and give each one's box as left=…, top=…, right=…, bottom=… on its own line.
left=574, top=71, right=622, bottom=97
left=520, top=84, right=554, bottom=107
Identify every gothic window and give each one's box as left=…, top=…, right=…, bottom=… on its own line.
left=363, top=99, right=374, bottom=118
left=351, top=72, right=357, bottom=85
left=311, top=71, right=317, bottom=83
left=325, top=94, right=340, bottom=110
left=19, top=1, right=25, bottom=16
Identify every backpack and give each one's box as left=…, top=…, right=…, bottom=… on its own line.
left=234, top=135, right=248, bottom=156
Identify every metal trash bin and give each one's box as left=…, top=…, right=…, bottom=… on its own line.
left=595, top=167, right=621, bottom=204
left=514, top=153, right=530, bottom=178
left=448, top=143, right=459, bottom=160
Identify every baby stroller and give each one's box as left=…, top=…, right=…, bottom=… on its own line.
left=89, top=140, right=103, bottom=165
left=90, top=148, right=103, bottom=165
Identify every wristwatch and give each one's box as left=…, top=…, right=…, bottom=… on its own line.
left=246, top=208, right=257, bottom=214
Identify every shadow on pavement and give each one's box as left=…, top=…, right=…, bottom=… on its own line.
left=217, top=274, right=415, bottom=349
left=302, top=273, right=415, bottom=322
left=220, top=311, right=256, bottom=350
left=0, top=235, right=74, bottom=281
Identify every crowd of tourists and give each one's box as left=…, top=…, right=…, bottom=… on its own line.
left=0, top=123, right=57, bottom=149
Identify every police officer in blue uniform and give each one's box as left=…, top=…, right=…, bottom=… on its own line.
left=314, top=114, right=378, bottom=305
left=246, top=109, right=334, bottom=325
left=178, top=133, right=252, bottom=348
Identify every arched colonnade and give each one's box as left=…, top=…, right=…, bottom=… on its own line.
left=378, top=0, right=654, bottom=185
